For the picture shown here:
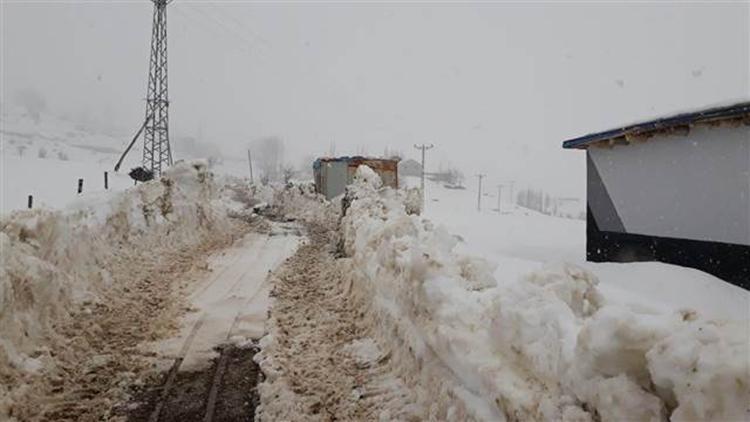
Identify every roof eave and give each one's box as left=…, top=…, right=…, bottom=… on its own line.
left=562, top=101, right=750, bottom=150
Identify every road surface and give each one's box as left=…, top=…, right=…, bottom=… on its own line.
left=126, top=221, right=302, bottom=421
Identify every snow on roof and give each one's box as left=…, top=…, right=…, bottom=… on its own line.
left=562, top=101, right=750, bottom=150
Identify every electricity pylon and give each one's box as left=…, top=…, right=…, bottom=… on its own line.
left=115, top=0, right=173, bottom=177
left=142, top=0, right=173, bottom=176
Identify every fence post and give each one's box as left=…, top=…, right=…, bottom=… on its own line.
left=27, top=195, right=33, bottom=209
left=78, top=178, right=83, bottom=194
left=104, top=171, right=109, bottom=190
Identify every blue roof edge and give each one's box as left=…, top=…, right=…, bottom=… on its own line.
left=562, top=101, right=750, bottom=149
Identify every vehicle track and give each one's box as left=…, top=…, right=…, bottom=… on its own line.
left=124, top=223, right=300, bottom=422
left=126, top=342, right=260, bottom=422
left=138, top=276, right=271, bottom=422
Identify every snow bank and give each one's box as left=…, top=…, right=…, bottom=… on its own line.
left=267, top=180, right=338, bottom=225
left=0, top=161, right=241, bottom=418
left=340, top=167, right=750, bottom=421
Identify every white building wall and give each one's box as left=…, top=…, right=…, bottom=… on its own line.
left=589, top=124, right=750, bottom=246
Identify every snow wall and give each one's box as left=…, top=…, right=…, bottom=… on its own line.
left=0, top=161, right=239, bottom=418
left=340, top=166, right=749, bottom=421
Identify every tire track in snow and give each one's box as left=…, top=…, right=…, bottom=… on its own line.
left=131, top=222, right=301, bottom=422
left=254, top=223, right=418, bottom=421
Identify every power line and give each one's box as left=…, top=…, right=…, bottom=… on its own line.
left=175, top=3, right=364, bottom=136
left=206, top=4, right=271, bottom=47
left=171, top=5, right=261, bottom=59
left=183, top=4, right=267, bottom=58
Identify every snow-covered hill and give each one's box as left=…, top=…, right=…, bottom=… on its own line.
left=1, top=104, right=142, bottom=214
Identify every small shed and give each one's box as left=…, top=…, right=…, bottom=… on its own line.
left=313, top=156, right=398, bottom=200
left=563, top=101, right=750, bottom=289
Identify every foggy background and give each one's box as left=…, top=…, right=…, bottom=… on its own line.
left=2, top=1, right=748, bottom=198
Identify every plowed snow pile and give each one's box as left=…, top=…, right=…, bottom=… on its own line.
left=339, top=166, right=749, bottom=421
left=0, top=161, right=250, bottom=420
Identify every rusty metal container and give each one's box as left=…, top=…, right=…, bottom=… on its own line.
left=313, top=156, right=399, bottom=200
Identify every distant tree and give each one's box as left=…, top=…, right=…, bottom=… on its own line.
left=17, top=145, right=27, bottom=157
left=251, top=136, right=284, bottom=182
left=297, top=154, right=316, bottom=179
left=37, top=147, right=48, bottom=159
left=57, top=151, right=69, bottom=161
left=282, top=164, right=295, bottom=184
left=447, top=169, right=465, bottom=186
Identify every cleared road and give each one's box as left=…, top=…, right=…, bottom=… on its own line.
left=127, top=221, right=302, bottom=421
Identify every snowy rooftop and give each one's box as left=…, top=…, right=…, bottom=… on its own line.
left=562, top=101, right=750, bottom=149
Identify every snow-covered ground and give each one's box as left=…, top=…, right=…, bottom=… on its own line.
left=0, top=160, right=253, bottom=419
left=0, top=105, right=256, bottom=215
left=412, top=176, right=748, bottom=322
left=340, top=169, right=749, bottom=421
left=3, top=103, right=748, bottom=420
left=0, top=104, right=143, bottom=214
left=152, top=221, right=302, bottom=372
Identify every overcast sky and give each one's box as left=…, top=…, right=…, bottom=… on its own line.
left=2, top=1, right=748, bottom=196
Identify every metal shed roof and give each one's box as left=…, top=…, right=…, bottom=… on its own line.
left=562, top=101, right=750, bottom=150
left=313, top=156, right=398, bottom=168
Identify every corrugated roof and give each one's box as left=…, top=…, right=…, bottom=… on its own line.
left=562, top=101, right=750, bottom=149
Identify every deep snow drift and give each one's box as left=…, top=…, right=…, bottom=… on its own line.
left=0, top=161, right=247, bottom=419
left=341, top=167, right=749, bottom=421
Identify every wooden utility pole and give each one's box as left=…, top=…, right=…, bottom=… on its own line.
left=247, top=149, right=254, bottom=183
left=476, top=174, right=485, bottom=211
left=497, top=185, right=502, bottom=213
left=414, top=143, right=434, bottom=210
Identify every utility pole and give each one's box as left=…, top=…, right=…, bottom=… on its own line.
left=247, top=149, right=254, bottom=183
left=476, top=174, right=485, bottom=211
left=497, top=185, right=502, bottom=213
left=509, top=180, right=516, bottom=210
left=414, top=143, right=434, bottom=210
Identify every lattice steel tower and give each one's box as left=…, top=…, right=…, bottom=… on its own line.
left=142, top=0, right=172, bottom=176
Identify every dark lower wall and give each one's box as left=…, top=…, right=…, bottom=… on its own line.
left=587, top=207, right=750, bottom=290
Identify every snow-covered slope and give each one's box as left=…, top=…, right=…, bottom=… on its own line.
left=1, top=104, right=141, bottom=214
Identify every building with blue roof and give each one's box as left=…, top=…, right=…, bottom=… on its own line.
left=563, top=102, right=750, bottom=289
